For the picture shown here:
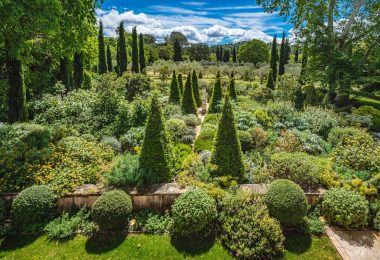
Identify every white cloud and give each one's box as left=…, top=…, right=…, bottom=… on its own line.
left=96, top=8, right=279, bottom=44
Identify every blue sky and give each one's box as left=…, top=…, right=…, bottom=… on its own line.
left=97, top=0, right=293, bottom=44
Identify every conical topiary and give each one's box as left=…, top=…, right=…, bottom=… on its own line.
left=266, top=69, right=275, bottom=90
left=178, top=73, right=184, bottom=94
left=169, top=70, right=181, bottom=104
left=181, top=73, right=197, bottom=115
left=139, top=96, right=174, bottom=184
left=228, top=77, right=237, bottom=100
left=209, top=72, right=223, bottom=113
left=192, top=70, right=201, bottom=107
left=211, top=95, right=244, bottom=179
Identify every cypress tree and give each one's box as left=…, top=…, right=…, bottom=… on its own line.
left=98, top=20, right=107, bottom=74
left=139, top=33, right=146, bottom=73
left=7, top=58, right=27, bottom=123
left=270, top=35, right=278, bottom=82
left=59, top=57, right=70, bottom=89
left=209, top=72, right=223, bottom=113
left=232, top=46, right=237, bottom=63
left=211, top=95, right=244, bottom=179
left=131, top=27, right=139, bottom=73
left=118, top=22, right=128, bottom=76
left=228, top=77, right=237, bottom=100
left=192, top=70, right=201, bottom=106
left=169, top=70, right=181, bottom=104
left=173, top=39, right=182, bottom=62
left=73, top=52, right=83, bottom=88
left=177, top=73, right=184, bottom=94
left=279, top=32, right=286, bottom=76
left=266, top=69, right=275, bottom=89
left=106, top=45, right=113, bottom=72
left=285, top=39, right=291, bottom=64
left=294, top=85, right=304, bottom=110
left=300, top=42, right=308, bottom=82
left=139, top=96, right=174, bottom=184
left=181, top=73, right=197, bottom=115
left=294, top=48, right=299, bottom=62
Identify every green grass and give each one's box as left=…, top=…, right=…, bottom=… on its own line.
left=0, top=233, right=340, bottom=260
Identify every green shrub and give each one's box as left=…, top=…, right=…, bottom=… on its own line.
left=265, top=179, right=307, bottom=226
left=328, top=127, right=368, bottom=147
left=44, top=208, right=95, bottom=240
left=269, top=152, right=324, bottom=191
left=218, top=192, right=284, bottom=259
left=105, top=154, right=140, bottom=187
left=321, top=188, right=368, bottom=229
left=353, top=105, right=380, bottom=131
left=12, top=185, right=56, bottom=226
left=92, top=190, right=132, bottom=231
left=166, top=118, right=188, bottom=144
left=171, top=188, right=217, bottom=238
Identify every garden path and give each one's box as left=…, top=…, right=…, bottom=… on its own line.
left=326, top=226, right=380, bottom=260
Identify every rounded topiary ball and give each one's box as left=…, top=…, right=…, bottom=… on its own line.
left=321, top=188, right=368, bottom=229
left=92, top=190, right=132, bottom=231
left=265, top=179, right=307, bottom=226
left=172, top=188, right=217, bottom=238
left=11, top=185, right=56, bottom=225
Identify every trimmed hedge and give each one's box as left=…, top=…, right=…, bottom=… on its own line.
left=11, top=185, right=56, bottom=225
left=265, top=179, right=307, bottom=226
left=92, top=190, right=132, bottom=231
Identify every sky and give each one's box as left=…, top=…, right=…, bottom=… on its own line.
left=97, top=0, right=294, bottom=44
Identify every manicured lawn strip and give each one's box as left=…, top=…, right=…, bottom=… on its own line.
left=0, top=233, right=340, bottom=260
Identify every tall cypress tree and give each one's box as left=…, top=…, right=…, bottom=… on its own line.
left=131, top=27, right=139, bottom=73
left=59, top=57, right=70, bottom=89
left=192, top=70, right=201, bottom=107
left=266, top=69, right=275, bottom=89
left=106, top=45, right=113, bottom=72
left=139, top=33, right=146, bottom=73
left=169, top=70, right=181, bottom=104
left=279, top=32, right=286, bottom=76
left=211, top=95, right=244, bottom=179
left=270, top=35, right=278, bottom=82
left=209, top=72, right=223, bottom=113
left=294, top=48, right=299, bottom=62
left=7, top=58, right=27, bottom=123
left=300, top=42, right=308, bottom=83
left=173, top=39, right=182, bottom=62
left=98, top=20, right=107, bottom=74
left=118, top=22, right=128, bottom=76
left=232, top=46, right=237, bottom=63
left=177, top=73, right=184, bottom=94
left=181, top=73, right=197, bottom=115
left=228, top=77, right=237, bottom=100
left=139, top=96, right=174, bottom=184
left=285, top=39, right=291, bottom=64
left=73, top=52, right=83, bottom=88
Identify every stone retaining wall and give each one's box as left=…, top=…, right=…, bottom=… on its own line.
left=0, top=183, right=323, bottom=212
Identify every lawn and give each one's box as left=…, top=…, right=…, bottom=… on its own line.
left=0, top=233, right=340, bottom=260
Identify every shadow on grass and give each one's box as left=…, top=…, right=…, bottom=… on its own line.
left=85, top=232, right=127, bottom=254
left=0, top=235, right=40, bottom=251
left=170, top=234, right=216, bottom=257
left=284, top=231, right=312, bottom=254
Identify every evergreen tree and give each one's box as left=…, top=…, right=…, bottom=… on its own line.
left=300, top=42, right=308, bottom=82
left=294, top=85, right=304, bottom=110
left=73, top=52, right=83, bottom=88
left=59, top=57, right=70, bottom=89
left=211, top=95, right=244, bottom=179
left=131, top=27, right=139, bottom=73
left=232, top=46, right=237, bottom=62
left=139, top=33, right=146, bottom=73
left=173, top=39, right=182, bottom=62
left=285, top=39, right=291, bottom=64
left=228, top=77, right=237, bottom=100
left=118, top=22, right=128, bottom=76
left=7, top=58, right=27, bottom=123
left=106, top=45, right=113, bottom=72
left=270, top=35, right=278, bottom=82
left=223, top=49, right=230, bottom=62
left=279, top=32, right=286, bottom=76
left=266, top=69, right=275, bottom=89
left=294, top=48, right=299, bottom=62
left=169, top=70, right=181, bottom=104
left=181, top=73, right=197, bottom=115
left=139, top=96, right=174, bottom=184
left=209, top=72, right=223, bottom=113
left=98, top=20, right=107, bottom=74
left=177, top=73, right=184, bottom=94
left=192, top=70, right=201, bottom=106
